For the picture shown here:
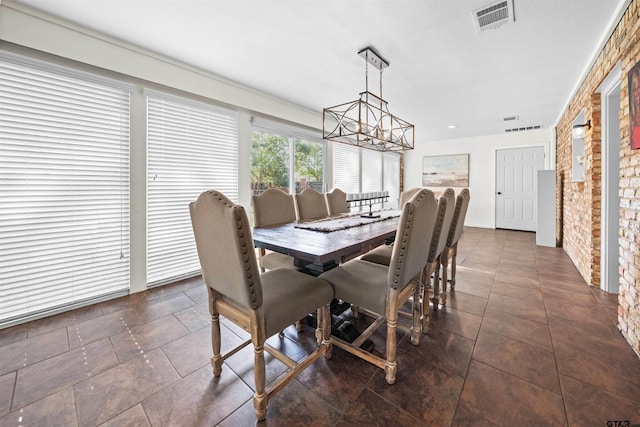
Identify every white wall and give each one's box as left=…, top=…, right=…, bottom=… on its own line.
left=403, top=128, right=554, bottom=228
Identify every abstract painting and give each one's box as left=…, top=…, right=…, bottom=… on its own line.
left=422, top=154, right=469, bottom=187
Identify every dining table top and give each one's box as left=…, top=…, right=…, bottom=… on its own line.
left=252, top=212, right=400, bottom=274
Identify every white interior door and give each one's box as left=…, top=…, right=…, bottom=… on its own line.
left=495, top=146, right=545, bottom=231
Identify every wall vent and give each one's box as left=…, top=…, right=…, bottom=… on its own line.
left=505, top=125, right=542, bottom=133
left=473, top=0, right=515, bottom=32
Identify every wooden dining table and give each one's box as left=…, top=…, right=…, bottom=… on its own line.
left=252, top=212, right=400, bottom=275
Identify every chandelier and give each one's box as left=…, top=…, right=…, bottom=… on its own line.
left=323, top=47, right=414, bottom=152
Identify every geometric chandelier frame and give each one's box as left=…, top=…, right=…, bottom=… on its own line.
left=323, top=47, right=414, bottom=152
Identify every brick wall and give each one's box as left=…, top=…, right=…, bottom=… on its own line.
left=556, top=0, right=640, bottom=357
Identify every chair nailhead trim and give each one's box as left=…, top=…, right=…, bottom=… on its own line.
left=393, top=191, right=426, bottom=287
left=233, top=204, right=258, bottom=306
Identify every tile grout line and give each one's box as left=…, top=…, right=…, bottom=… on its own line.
left=535, top=242, right=571, bottom=427
left=448, top=227, right=498, bottom=426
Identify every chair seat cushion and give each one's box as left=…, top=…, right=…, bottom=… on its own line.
left=360, top=244, right=393, bottom=266
left=260, top=251, right=295, bottom=271
left=319, top=259, right=389, bottom=316
left=261, top=269, right=334, bottom=338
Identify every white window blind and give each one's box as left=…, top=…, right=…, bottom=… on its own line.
left=362, top=149, right=383, bottom=193
left=147, top=92, right=238, bottom=286
left=332, top=143, right=360, bottom=194
left=383, top=152, right=401, bottom=209
left=0, top=51, right=131, bottom=327
left=331, top=143, right=401, bottom=210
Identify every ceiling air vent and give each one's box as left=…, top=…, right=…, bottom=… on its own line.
left=505, top=125, right=542, bottom=133
left=473, top=0, right=515, bottom=32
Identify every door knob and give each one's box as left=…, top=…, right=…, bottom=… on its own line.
left=497, top=192, right=502, bottom=195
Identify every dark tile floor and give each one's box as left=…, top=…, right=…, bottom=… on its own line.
left=2, top=227, right=640, bottom=426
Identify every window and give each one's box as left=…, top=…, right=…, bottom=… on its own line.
left=331, top=144, right=401, bottom=209
left=251, top=131, right=290, bottom=194
left=147, top=92, right=238, bottom=286
left=332, top=144, right=360, bottom=194
left=362, top=148, right=383, bottom=193
left=383, top=152, right=401, bottom=209
left=294, top=139, right=324, bottom=193
left=0, top=51, right=131, bottom=327
left=251, top=117, right=325, bottom=195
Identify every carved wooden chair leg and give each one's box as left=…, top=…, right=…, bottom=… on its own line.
left=211, top=312, right=224, bottom=376
left=315, top=307, right=323, bottom=345
left=450, top=244, right=458, bottom=290
left=252, top=337, right=267, bottom=420
left=208, top=289, right=224, bottom=376
left=431, top=260, right=441, bottom=312
left=258, top=248, right=266, bottom=273
left=422, top=303, right=430, bottom=333
left=410, top=284, right=421, bottom=345
left=420, top=289, right=431, bottom=333
left=440, top=256, right=449, bottom=307
left=384, top=313, right=398, bottom=385
left=321, top=304, right=333, bottom=358
left=419, top=268, right=430, bottom=333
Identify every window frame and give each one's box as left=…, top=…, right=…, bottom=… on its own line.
left=250, top=116, right=327, bottom=195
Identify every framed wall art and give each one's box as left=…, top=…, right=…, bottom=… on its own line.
left=422, top=154, right=469, bottom=187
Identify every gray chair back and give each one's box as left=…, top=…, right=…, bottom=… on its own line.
left=190, top=191, right=262, bottom=310
left=398, top=187, right=423, bottom=207
left=295, top=188, right=329, bottom=221
left=388, top=189, right=438, bottom=289
left=427, top=188, right=455, bottom=263
left=325, top=188, right=350, bottom=216
left=446, top=189, right=470, bottom=247
left=252, top=188, right=296, bottom=227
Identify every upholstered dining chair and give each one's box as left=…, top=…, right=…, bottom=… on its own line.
left=438, top=188, right=470, bottom=307
left=190, top=190, right=334, bottom=421
left=362, top=188, right=455, bottom=332
left=295, top=188, right=329, bottom=222
left=357, top=187, right=426, bottom=266
left=325, top=188, right=350, bottom=216
left=421, top=188, right=455, bottom=320
left=252, top=188, right=296, bottom=272
left=319, top=189, right=437, bottom=384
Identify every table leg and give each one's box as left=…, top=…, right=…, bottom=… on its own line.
left=305, top=300, right=374, bottom=349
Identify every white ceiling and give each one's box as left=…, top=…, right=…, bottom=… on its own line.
left=12, top=0, right=624, bottom=144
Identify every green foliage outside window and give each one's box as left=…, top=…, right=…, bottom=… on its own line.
left=251, top=131, right=324, bottom=194
left=294, top=139, right=323, bottom=183
left=251, top=132, right=289, bottom=192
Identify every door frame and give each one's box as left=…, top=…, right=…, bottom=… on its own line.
left=598, top=62, right=622, bottom=293
left=492, top=142, right=552, bottom=229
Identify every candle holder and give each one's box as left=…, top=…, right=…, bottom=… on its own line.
left=346, top=192, right=389, bottom=218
